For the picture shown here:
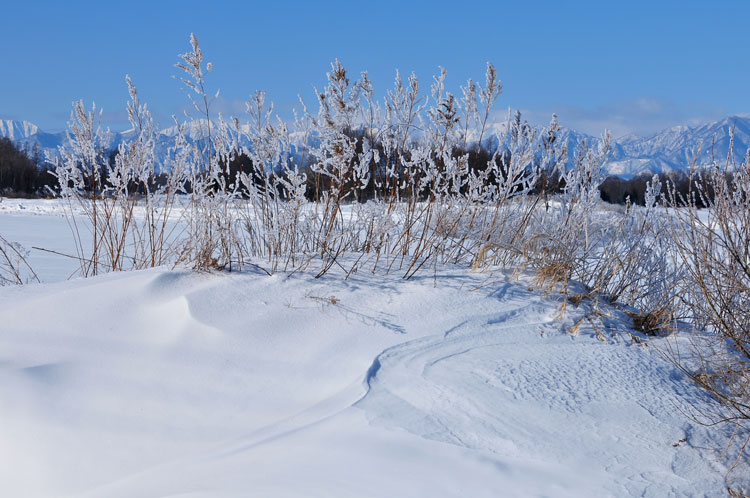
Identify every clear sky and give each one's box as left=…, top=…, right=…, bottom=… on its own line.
left=1, top=0, right=748, bottom=137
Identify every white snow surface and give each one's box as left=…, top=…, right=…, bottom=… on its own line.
left=0, top=204, right=736, bottom=497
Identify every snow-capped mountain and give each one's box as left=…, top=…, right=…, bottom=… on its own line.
left=0, top=119, right=224, bottom=166
left=449, top=115, right=750, bottom=178
left=2, top=116, right=749, bottom=178
left=0, top=120, right=39, bottom=140
left=608, top=116, right=750, bottom=177
left=553, top=116, right=750, bottom=178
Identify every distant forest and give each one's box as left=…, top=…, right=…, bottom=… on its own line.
left=0, top=138, right=56, bottom=197
left=0, top=136, right=709, bottom=206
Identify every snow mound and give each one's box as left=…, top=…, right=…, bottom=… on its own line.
left=0, top=263, right=733, bottom=497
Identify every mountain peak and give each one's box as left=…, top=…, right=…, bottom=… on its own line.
left=0, top=120, right=39, bottom=141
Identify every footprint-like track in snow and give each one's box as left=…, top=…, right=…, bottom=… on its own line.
left=355, top=290, right=724, bottom=496
left=357, top=294, right=557, bottom=452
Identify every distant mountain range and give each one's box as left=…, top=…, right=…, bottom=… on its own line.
left=606, top=116, right=750, bottom=177
left=2, top=116, right=749, bottom=179
left=0, top=120, right=209, bottom=171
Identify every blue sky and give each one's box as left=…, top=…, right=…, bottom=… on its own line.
left=1, top=0, right=748, bottom=137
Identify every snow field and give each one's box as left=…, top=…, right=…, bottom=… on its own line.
left=0, top=254, right=731, bottom=496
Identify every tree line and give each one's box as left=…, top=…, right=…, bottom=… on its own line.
left=0, top=138, right=57, bottom=196
left=0, top=131, right=720, bottom=209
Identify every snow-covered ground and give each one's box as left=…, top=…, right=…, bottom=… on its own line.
left=0, top=200, right=737, bottom=496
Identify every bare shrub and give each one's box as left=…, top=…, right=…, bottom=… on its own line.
left=47, top=34, right=692, bottom=324
left=0, top=234, right=39, bottom=285
left=665, top=136, right=750, bottom=474
left=52, top=36, right=676, bottom=296
left=53, top=75, right=188, bottom=276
